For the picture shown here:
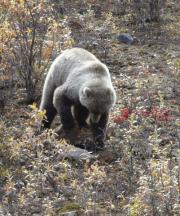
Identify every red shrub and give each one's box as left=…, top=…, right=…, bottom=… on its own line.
left=113, top=107, right=171, bottom=124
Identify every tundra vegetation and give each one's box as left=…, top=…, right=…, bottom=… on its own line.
left=0, top=0, right=179, bottom=215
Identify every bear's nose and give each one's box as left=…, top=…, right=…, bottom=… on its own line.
left=90, top=113, right=101, bottom=123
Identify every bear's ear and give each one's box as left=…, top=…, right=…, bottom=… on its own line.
left=83, top=87, right=92, bottom=97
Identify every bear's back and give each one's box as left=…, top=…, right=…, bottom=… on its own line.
left=50, top=48, right=108, bottom=86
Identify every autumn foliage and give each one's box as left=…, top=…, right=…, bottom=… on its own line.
left=113, top=107, right=171, bottom=123
left=0, top=0, right=73, bottom=103
left=0, top=1, right=179, bottom=215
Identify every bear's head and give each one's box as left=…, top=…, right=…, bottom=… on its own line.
left=79, top=82, right=116, bottom=122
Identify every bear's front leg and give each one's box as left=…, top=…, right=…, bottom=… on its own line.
left=91, top=113, right=109, bottom=151
left=53, top=87, right=76, bottom=140
left=59, top=96, right=75, bottom=130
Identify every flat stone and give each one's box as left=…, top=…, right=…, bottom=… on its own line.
left=57, top=145, right=96, bottom=162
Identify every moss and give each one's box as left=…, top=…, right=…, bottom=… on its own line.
left=0, top=167, right=10, bottom=178
left=58, top=202, right=81, bottom=213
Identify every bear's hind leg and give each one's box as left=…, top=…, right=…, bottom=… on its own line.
left=41, top=103, right=57, bottom=129
left=40, top=76, right=57, bottom=129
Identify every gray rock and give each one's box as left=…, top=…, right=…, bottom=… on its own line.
left=57, top=145, right=96, bottom=162
left=117, top=33, right=139, bottom=45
